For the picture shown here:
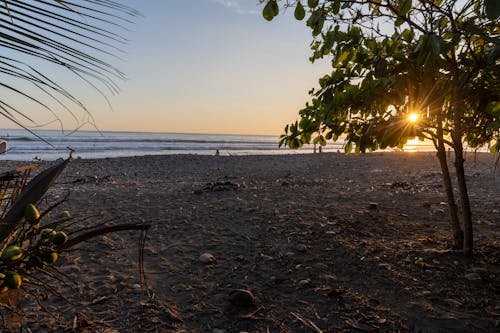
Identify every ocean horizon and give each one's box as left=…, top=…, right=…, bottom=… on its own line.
left=1, top=128, right=437, bottom=161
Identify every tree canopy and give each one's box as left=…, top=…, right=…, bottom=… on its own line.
left=261, top=0, right=499, bottom=154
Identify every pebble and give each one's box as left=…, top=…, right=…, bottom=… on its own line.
left=414, top=257, right=426, bottom=268
left=464, top=272, right=481, bottom=281
left=470, top=267, right=487, bottom=273
left=131, top=283, right=141, bottom=290
left=199, top=253, right=216, bottom=264
left=260, top=254, right=273, bottom=261
left=298, top=279, right=312, bottom=287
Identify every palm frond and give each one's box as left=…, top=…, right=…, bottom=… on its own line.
left=0, top=0, right=138, bottom=130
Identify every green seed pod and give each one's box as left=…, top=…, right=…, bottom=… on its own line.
left=1, top=246, right=23, bottom=261
left=40, top=228, right=56, bottom=239
left=41, top=252, right=58, bottom=264
left=52, top=231, right=68, bottom=246
left=25, top=204, right=40, bottom=223
left=4, top=272, right=22, bottom=289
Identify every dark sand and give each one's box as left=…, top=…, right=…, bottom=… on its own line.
left=1, top=152, right=499, bottom=332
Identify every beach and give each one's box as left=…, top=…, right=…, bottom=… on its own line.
left=1, top=152, right=499, bottom=332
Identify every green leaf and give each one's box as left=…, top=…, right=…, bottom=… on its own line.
left=308, top=0, right=319, bottom=8
left=332, top=0, right=341, bottom=15
left=429, top=34, right=442, bottom=56
left=374, top=58, right=388, bottom=77
left=399, top=0, right=412, bottom=16
left=289, top=138, right=301, bottom=149
left=294, top=1, right=306, bottom=20
left=355, top=142, right=361, bottom=154
left=395, top=17, right=405, bottom=26
left=485, top=0, right=500, bottom=20
left=490, top=140, right=500, bottom=153
left=323, top=31, right=336, bottom=51
left=403, top=29, right=415, bottom=42
left=487, top=45, right=500, bottom=65
left=344, top=141, right=352, bottom=154
left=307, top=11, right=325, bottom=36
left=486, top=101, right=500, bottom=116
left=334, top=49, right=351, bottom=66
left=263, top=0, right=279, bottom=21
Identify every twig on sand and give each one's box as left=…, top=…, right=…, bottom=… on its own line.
left=291, top=311, right=324, bottom=333
left=240, top=306, right=264, bottom=319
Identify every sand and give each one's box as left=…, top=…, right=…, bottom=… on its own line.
left=0, top=152, right=499, bottom=332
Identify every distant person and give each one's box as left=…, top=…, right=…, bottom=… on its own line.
left=318, top=146, right=322, bottom=153
left=0, top=140, right=6, bottom=154
left=215, top=149, right=220, bottom=156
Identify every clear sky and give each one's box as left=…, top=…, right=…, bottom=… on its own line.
left=3, top=0, right=330, bottom=136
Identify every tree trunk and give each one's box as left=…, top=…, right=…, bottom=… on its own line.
left=451, top=84, right=474, bottom=257
left=453, top=141, right=473, bottom=257
left=435, top=115, right=463, bottom=249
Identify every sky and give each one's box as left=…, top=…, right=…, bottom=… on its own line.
left=2, top=0, right=331, bottom=136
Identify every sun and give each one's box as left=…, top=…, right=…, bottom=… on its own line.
left=408, top=112, right=419, bottom=123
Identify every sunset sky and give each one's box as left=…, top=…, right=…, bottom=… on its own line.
left=3, top=0, right=330, bottom=136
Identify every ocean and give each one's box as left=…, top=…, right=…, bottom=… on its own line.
left=0, top=128, right=439, bottom=161
left=0, top=128, right=336, bottom=161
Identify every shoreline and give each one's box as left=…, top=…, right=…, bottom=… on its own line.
left=1, top=149, right=498, bottom=163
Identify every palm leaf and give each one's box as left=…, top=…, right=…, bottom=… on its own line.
left=0, top=0, right=138, bottom=129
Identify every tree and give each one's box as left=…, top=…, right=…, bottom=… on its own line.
left=262, top=0, right=500, bottom=257
left=0, top=0, right=139, bottom=134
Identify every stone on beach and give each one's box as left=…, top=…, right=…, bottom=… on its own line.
left=199, top=252, right=216, bottom=264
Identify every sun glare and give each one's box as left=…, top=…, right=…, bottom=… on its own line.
left=408, top=113, right=419, bottom=123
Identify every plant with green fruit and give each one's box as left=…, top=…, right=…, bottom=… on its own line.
left=0, top=158, right=150, bottom=323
